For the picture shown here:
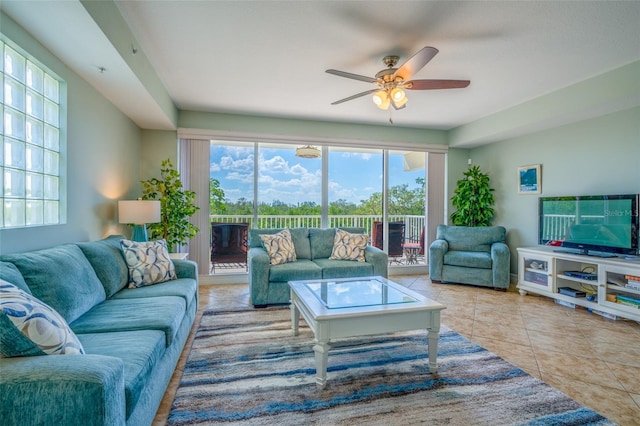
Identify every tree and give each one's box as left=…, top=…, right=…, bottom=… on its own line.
left=141, top=159, right=200, bottom=251
left=450, top=165, right=495, bottom=226
left=210, top=178, right=226, bottom=214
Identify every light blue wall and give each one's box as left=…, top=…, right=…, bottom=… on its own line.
left=0, top=14, right=142, bottom=254
left=467, top=107, right=640, bottom=271
left=179, top=111, right=449, bottom=146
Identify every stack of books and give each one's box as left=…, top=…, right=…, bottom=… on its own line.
left=613, top=275, right=640, bottom=309
left=626, top=275, right=640, bottom=291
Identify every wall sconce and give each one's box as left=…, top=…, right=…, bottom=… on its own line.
left=118, top=200, right=161, bottom=242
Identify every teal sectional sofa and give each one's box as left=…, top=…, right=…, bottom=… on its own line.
left=0, top=235, right=198, bottom=426
left=248, top=227, right=388, bottom=306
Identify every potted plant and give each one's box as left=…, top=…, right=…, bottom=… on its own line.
left=141, top=159, right=199, bottom=252
left=450, top=165, right=495, bottom=227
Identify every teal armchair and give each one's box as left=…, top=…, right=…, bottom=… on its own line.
left=429, top=225, right=511, bottom=289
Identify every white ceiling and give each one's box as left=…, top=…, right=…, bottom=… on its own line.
left=3, top=1, right=640, bottom=136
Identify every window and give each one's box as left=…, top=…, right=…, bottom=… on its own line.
left=1, top=36, right=64, bottom=228
left=207, top=139, right=436, bottom=275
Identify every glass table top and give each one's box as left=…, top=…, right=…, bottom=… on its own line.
left=304, top=278, right=418, bottom=309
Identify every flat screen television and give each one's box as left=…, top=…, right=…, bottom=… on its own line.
left=538, top=194, right=639, bottom=257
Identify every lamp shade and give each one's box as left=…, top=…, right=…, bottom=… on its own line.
left=118, top=200, right=161, bottom=225
left=372, top=90, right=390, bottom=110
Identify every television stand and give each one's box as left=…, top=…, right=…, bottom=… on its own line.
left=518, top=246, right=640, bottom=322
left=553, top=248, right=617, bottom=258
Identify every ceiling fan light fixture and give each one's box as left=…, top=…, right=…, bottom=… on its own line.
left=391, top=87, right=406, bottom=103
left=372, top=90, right=390, bottom=110
left=295, top=145, right=321, bottom=159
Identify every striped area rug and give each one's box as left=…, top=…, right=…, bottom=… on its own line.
left=168, top=307, right=614, bottom=425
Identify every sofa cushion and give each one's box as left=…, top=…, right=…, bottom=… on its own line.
left=1, top=244, right=107, bottom=323
left=1, top=280, right=85, bottom=357
left=120, top=239, right=177, bottom=288
left=70, top=296, right=185, bottom=347
left=268, top=259, right=322, bottom=282
left=330, top=229, right=368, bottom=262
left=309, top=228, right=335, bottom=259
left=0, top=261, right=30, bottom=294
left=250, top=228, right=311, bottom=259
left=110, top=277, right=197, bottom=312
left=77, top=330, right=165, bottom=418
left=260, top=229, right=297, bottom=265
left=444, top=250, right=493, bottom=269
left=77, top=235, right=129, bottom=298
left=313, top=258, right=374, bottom=279
left=309, top=227, right=365, bottom=260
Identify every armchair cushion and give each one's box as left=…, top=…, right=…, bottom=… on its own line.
left=444, top=250, right=493, bottom=269
left=438, top=225, right=506, bottom=252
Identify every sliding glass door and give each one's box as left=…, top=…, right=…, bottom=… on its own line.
left=207, top=140, right=432, bottom=275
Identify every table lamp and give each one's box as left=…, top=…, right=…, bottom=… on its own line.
left=118, top=200, right=161, bottom=242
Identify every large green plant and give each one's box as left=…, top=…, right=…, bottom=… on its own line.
left=141, top=159, right=199, bottom=252
left=450, top=165, right=495, bottom=227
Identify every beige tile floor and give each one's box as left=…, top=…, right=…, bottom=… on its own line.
left=154, top=275, right=640, bottom=426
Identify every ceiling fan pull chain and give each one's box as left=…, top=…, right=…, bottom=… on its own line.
left=389, top=109, right=394, bottom=125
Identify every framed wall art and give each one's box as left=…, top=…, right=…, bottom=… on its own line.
left=517, top=164, right=541, bottom=194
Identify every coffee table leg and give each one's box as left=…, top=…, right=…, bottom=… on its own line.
left=313, top=340, right=330, bottom=388
left=290, top=301, right=299, bottom=336
left=426, top=310, right=442, bottom=373
left=426, top=328, right=440, bottom=373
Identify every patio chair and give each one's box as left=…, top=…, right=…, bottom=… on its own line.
left=210, top=222, right=249, bottom=272
left=372, top=221, right=405, bottom=263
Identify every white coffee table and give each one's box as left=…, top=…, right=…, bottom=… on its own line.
left=288, top=276, right=446, bottom=388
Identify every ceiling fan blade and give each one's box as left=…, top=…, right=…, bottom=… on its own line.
left=405, top=79, right=470, bottom=90
left=331, top=89, right=378, bottom=105
left=393, top=46, right=439, bottom=81
left=326, top=69, right=378, bottom=83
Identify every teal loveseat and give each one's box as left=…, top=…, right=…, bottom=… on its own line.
left=248, top=227, right=388, bottom=306
left=429, top=225, right=511, bottom=289
left=0, top=235, right=198, bottom=426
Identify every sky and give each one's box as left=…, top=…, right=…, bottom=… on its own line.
left=210, top=142, right=425, bottom=206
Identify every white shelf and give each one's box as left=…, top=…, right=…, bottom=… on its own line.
left=517, top=247, right=640, bottom=322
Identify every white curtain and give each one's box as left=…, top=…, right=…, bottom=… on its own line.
left=425, top=152, right=446, bottom=254
left=179, top=138, right=210, bottom=276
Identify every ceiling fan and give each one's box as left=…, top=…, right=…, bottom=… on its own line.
left=326, top=46, right=470, bottom=111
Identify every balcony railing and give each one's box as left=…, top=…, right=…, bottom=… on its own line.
left=210, top=214, right=425, bottom=240
left=208, top=214, right=426, bottom=274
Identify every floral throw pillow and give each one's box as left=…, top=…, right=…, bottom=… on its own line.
left=330, top=228, right=368, bottom=262
left=260, top=229, right=297, bottom=265
left=0, top=280, right=85, bottom=357
left=120, top=239, right=177, bottom=288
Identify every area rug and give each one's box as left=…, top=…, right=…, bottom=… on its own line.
left=167, top=307, right=614, bottom=425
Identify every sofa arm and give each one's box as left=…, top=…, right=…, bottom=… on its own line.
left=248, top=247, right=271, bottom=306
left=491, top=242, right=511, bottom=288
left=173, top=259, right=198, bottom=279
left=428, top=239, right=449, bottom=280
left=0, top=355, right=126, bottom=426
left=364, top=246, right=388, bottom=278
